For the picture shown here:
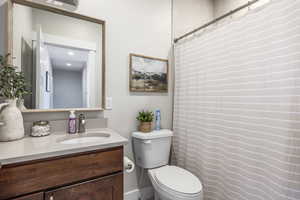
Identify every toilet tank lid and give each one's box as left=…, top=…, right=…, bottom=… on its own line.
left=132, top=129, right=173, bottom=140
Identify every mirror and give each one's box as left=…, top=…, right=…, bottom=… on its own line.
left=10, top=0, right=105, bottom=111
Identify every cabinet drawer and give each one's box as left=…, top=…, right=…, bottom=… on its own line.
left=45, top=173, right=123, bottom=200
left=0, top=147, right=123, bottom=200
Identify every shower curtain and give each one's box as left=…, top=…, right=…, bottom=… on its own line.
left=173, top=0, right=300, bottom=200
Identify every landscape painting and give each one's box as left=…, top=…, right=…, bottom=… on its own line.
left=130, top=54, right=168, bottom=92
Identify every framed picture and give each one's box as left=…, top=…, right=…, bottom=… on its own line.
left=129, top=53, right=168, bottom=92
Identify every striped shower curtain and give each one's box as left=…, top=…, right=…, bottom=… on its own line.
left=173, top=0, right=300, bottom=200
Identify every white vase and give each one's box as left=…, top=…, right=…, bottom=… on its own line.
left=0, top=99, right=25, bottom=141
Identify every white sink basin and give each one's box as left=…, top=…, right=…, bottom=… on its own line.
left=57, top=132, right=110, bottom=145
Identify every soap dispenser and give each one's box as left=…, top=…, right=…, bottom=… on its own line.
left=68, top=110, right=77, bottom=134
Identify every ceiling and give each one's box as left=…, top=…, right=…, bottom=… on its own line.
left=47, top=44, right=89, bottom=72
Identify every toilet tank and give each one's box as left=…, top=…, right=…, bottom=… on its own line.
left=132, top=129, right=173, bottom=169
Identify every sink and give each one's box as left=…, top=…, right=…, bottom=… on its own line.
left=57, top=132, right=110, bottom=145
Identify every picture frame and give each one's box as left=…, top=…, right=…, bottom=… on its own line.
left=129, top=53, right=168, bottom=92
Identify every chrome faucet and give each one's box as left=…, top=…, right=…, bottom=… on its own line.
left=78, top=114, right=86, bottom=133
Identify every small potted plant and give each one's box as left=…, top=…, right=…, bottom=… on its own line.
left=0, top=54, right=30, bottom=141
left=136, top=110, right=154, bottom=133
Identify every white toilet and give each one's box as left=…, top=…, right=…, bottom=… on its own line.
left=132, top=129, right=203, bottom=200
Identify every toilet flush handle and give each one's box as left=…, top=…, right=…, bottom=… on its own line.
left=142, top=140, right=152, bottom=144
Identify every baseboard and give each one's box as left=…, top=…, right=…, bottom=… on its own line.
left=124, top=187, right=153, bottom=200
left=124, top=189, right=140, bottom=200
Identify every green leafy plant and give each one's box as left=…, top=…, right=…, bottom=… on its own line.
left=136, top=110, right=154, bottom=122
left=0, top=54, right=30, bottom=99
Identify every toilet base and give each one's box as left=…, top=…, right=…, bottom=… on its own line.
left=153, top=189, right=203, bottom=200
left=153, top=190, right=173, bottom=200
left=148, top=169, right=203, bottom=200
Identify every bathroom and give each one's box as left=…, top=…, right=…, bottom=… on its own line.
left=0, top=0, right=299, bottom=200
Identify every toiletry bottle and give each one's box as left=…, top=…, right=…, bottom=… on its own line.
left=155, top=109, right=161, bottom=130
left=68, top=110, right=77, bottom=134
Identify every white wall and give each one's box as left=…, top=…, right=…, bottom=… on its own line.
left=0, top=0, right=173, bottom=194
left=172, top=0, right=270, bottom=41
left=173, top=0, right=214, bottom=38
left=53, top=69, right=83, bottom=108
left=213, top=0, right=270, bottom=18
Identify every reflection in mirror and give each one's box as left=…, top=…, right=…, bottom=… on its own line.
left=12, top=3, right=103, bottom=110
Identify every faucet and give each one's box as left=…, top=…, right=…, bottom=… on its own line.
left=78, top=114, right=86, bottom=133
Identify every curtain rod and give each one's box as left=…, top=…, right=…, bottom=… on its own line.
left=174, top=0, right=260, bottom=43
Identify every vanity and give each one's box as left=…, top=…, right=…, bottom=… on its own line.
left=0, top=129, right=128, bottom=200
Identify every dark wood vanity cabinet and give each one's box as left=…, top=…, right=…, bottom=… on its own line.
left=0, top=147, right=124, bottom=200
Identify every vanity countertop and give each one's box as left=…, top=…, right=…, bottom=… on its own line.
left=0, top=128, right=128, bottom=166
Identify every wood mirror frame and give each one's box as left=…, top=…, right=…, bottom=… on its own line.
left=5, top=0, right=106, bottom=112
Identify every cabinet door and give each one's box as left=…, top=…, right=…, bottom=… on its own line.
left=12, top=192, right=43, bottom=200
left=45, top=173, right=123, bottom=200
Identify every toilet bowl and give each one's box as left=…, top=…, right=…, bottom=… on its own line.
left=132, top=130, right=203, bottom=200
left=148, top=165, right=203, bottom=200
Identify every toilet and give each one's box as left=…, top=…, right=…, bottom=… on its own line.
left=132, top=129, right=203, bottom=200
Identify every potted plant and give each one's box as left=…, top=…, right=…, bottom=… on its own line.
left=136, top=110, right=154, bottom=133
left=0, top=54, right=29, bottom=141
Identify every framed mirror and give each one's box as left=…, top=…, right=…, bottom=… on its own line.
left=6, top=0, right=106, bottom=112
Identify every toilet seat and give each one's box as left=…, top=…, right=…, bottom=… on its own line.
left=148, top=165, right=203, bottom=200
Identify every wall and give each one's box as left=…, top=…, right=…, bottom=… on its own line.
left=172, top=0, right=270, bottom=41
left=0, top=0, right=173, bottom=195
left=53, top=69, right=83, bottom=108
left=173, top=0, right=214, bottom=38
left=213, top=0, right=271, bottom=18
